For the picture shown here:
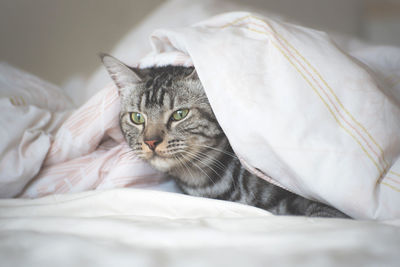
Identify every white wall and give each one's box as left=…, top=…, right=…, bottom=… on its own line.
left=0, top=0, right=399, bottom=86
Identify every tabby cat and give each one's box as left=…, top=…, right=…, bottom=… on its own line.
left=101, top=53, right=349, bottom=218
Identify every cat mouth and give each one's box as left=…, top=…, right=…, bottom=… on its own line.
left=147, top=151, right=176, bottom=160
left=142, top=149, right=184, bottom=169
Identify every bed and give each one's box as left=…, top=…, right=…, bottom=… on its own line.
left=1, top=0, right=400, bottom=266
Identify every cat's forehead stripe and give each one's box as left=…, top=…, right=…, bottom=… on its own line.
left=136, top=87, right=175, bottom=111
left=128, top=66, right=198, bottom=111
left=144, top=87, right=168, bottom=108
left=138, top=90, right=146, bottom=110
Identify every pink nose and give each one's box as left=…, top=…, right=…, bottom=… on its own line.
left=144, top=139, right=161, bottom=150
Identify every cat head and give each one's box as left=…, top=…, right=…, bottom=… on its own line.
left=101, top=54, right=225, bottom=173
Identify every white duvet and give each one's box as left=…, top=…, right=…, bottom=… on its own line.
left=138, top=12, right=400, bottom=220
left=1, top=189, right=399, bottom=267
left=1, top=0, right=400, bottom=266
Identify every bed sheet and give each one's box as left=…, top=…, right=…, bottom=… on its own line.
left=1, top=188, right=399, bottom=267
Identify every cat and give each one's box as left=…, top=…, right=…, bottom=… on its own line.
left=101, top=53, right=350, bottom=218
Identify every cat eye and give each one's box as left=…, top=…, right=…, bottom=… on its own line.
left=130, top=112, right=145, bottom=124
left=171, top=109, right=189, bottom=121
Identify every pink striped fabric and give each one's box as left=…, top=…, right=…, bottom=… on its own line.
left=20, top=85, right=166, bottom=198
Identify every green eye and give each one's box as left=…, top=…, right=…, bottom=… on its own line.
left=171, top=109, right=189, bottom=121
left=130, top=112, right=145, bottom=124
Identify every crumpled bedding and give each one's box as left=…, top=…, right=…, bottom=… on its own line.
left=0, top=63, right=73, bottom=198
left=1, top=12, right=400, bottom=220
left=1, top=4, right=400, bottom=266
left=1, top=188, right=399, bottom=267
left=0, top=69, right=168, bottom=198
left=137, top=12, right=400, bottom=220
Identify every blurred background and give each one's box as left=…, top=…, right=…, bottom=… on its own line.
left=1, top=0, right=399, bottom=87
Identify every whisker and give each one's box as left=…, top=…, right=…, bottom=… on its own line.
left=183, top=150, right=222, bottom=178
left=188, top=149, right=227, bottom=171
left=192, top=144, right=238, bottom=159
left=120, top=150, right=140, bottom=156
left=174, top=154, right=196, bottom=181
left=180, top=151, right=217, bottom=186
left=120, top=152, right=140, bottom=158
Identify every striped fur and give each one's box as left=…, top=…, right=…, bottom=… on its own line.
left=101, top=54, right=349, bottom=218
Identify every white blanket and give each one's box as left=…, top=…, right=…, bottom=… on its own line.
left=134, top=12, right=400, bottom=220
left=0, top=63, right=74, bottom=197
left=1, top=188, right=399, bottom=267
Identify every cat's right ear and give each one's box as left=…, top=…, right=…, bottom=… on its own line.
left=99, top=53, right=142, bottom=91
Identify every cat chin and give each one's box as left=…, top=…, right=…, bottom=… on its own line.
left=148, top=156, right=175, bottom=172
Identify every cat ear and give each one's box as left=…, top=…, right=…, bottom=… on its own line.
left=99, top=53, right=142, bottom=90
left=185, top=68, right=198, bottom=80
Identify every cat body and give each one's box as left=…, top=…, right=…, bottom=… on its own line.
left=101, top=54, right=349, bottom=218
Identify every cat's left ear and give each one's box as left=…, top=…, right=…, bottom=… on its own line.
left=99, top=53, right=142, bottom=91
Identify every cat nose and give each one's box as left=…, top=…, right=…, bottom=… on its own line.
left=144, top=139, right=162, bottom=150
